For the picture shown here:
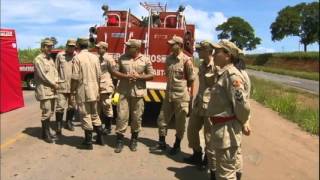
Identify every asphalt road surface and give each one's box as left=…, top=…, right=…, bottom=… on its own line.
left=1, top=90, right=319, bottom=180
left=247, top=69, right=319, bottom=95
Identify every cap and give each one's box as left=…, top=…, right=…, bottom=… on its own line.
left=168, top=35, right=183, bottom=45
left=41, top=39, right=54, bottom=46
left=76, top=37, right=89, bottom=46
left=95, top=41, right=108, bottom=48
left=125, top=39, right=142, bottom=48
left=195, top=40, right=214, bottom=50
left=66, top=39, right=76, bottom=46
left=212, top=39, right=243, bottom=56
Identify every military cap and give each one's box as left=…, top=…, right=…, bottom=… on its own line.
left=95, top=41, right=108, bottom=48
left=212, top=39, right=243, bottom=56
left=41, top=39, right=54, bottom=46
left=168, top=35, right=183, bottom=45
left=76, top=37, right=89, bottom=45
left=125, top=39, right=142, bottom=48
left=66, top=39, right=77, bottom=46
left=195, top=40, right=214, bottom=50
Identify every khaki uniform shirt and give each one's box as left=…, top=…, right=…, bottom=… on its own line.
left=34, top=53, right=58, bottom=101
left=116, top=53, right=154, bottom=97
left=207, top=64, right=250, bottom=149
left=55, top=51, right=76, bottom=93
left=194, top=59, right=216, bottom=112
left=99, top=53, right=115, bottom=94
left=71, top=50, right=101, bottom=103
left=165, top=52, right=195, bottom=102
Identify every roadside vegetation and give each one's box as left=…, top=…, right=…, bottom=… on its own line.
left=19, top=48, right=40, bottom=63
left=247, top=65, right=319, bottom=81
left=246, top=51, right=319, bottom=61
left=250, top=76, right=319, bottom=135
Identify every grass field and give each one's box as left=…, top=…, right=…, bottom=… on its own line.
left=247, top=65, right=319, bottom=81
left=250, top=76, right=319, bottom=135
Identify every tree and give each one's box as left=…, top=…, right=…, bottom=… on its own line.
left=215, top=17, right=261, bottom=50
left=270, top=2, right=319, bottom=52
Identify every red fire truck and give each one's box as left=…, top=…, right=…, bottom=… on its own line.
left=90, top=2, right=195, bottom=103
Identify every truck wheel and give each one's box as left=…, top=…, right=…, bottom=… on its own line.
left=26, top=77, right=36, bottom=90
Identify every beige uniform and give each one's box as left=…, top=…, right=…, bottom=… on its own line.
left=207, top=64, right=250, bottom=180
left=157, top=52, right=195, bottom=139
left=55, top=51, right=76, bottom=112
left=115, top=53, right=154, bottom=134
left=34, top=53, right=58, bottom=121
left=98, top=53, right=115, bottom=118
left=187, top=59, right=216, bottom=168
left=71, top=50, right=102, bottom=131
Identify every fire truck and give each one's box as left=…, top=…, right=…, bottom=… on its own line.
left=89, top=2, right=195, bottom=103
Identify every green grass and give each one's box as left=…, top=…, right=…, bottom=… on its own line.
left=247, top=65, right=320, bottom=81
left=18, top=48, right=40, bottom=63
left=246, top=51, right=319, bottom=61
left=251, top=76, right=319, bottom=135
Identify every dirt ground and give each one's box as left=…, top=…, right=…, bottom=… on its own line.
left=0, top=90, right=319, bottom=180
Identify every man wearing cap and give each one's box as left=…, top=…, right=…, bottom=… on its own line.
left=55, top=39, right=77, bottom=135
left=150, top=35, right=195, bottom=155
left=111, top=39, right=154, bottom=153
left=95, top=41, right=115, bottom=135
left=34, top=38, right=59, bottom=143
left=184, top=40, right=216, bottom=170
left=71, top=37, right=103, bottom=150
left=207, top=39, right=251, bottom=180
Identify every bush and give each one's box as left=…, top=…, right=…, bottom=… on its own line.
left=19, top=48, right=40, bottom=63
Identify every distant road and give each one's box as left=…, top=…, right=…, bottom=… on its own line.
left=247, top=69, right=319, bottom=95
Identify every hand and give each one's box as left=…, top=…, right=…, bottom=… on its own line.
left=131, top=71, right=141, bottom=80
left=242, top=123, right=251, bottom=136
left=53, top=83, right=59, bottom=90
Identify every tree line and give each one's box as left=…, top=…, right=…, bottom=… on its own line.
left=216, top=1, right=319, bottom=52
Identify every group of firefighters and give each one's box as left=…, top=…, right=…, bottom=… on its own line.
left=33, top=35, right=251, bottom=180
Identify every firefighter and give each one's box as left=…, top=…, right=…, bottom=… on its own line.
left=207, top=40, right=251, bottom=180
left=71, top=38, right=103, bottom=150
left=55, top=39, right=77, bottom=135
left=150, top=35, right=195, bottom=155
left=111, top=39, right=154, bottom=153
left=95, top=41, right=115, bottom=135
left=184, top=40, right=216, bottom=170
left=34, top=38, right=59, bottom=143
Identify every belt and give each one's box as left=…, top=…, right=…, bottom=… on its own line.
left=210, top=115, right=236, bottom=124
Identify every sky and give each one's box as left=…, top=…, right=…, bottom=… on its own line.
left=1, top=0, right=319, bottom=53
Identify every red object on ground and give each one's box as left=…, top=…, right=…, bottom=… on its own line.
left=0, top=28, right=24, bottom=113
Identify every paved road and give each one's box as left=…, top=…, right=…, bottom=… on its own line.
left=1, top=89, right=319, bottom=180
left=247, top=69, right=319, bottom=95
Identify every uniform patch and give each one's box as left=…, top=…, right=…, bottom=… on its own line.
left=232, top=79, right=242, bottom=88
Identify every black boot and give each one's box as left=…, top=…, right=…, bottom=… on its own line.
left=55, top=112, right=63, bottom=135
left=94, top=126, right=105, bottom=146
left=129, top=132, right=138, bottom=152
left=236, top=172, right=242, bottom=180
left=114, top=133, right=124, bottom=153
left=210, top=170, right=216, bottom=180
left=102, top=116, right=112, bottom=135
left=183, top=149, right=203, bottom=165
left=149, top=136, right=166, bottom=153
left=169, top=136, right=181, bottom=155
left=65, top=108, right=75, bottom=131
left=41, top=120, right=54, bottom=143
left=201, top=153, right=208, bottom=169
left=82, top=130, right=93, bottom=150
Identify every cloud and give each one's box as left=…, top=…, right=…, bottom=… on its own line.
left=2, top=1, right=227, bottom=49
left=246, top=46, right=276, bottom=54
left=184, top=5, right=227, bottom=42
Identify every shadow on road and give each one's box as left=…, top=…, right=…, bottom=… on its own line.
left=167, top=165, right=209, bottom=180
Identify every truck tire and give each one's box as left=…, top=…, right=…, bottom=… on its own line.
left=26, top=76, right=36, bottom=90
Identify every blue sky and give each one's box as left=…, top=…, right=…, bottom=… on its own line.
left=1, top=0, right=319, bottom=53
